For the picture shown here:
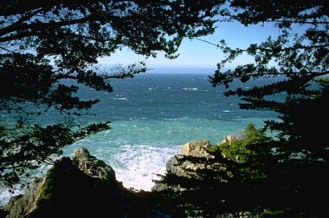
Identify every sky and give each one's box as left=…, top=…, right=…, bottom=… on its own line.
left=97, top=21, right=281, bottom=70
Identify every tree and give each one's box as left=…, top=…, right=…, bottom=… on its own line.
left=0, top=0, right=220, bottom=186
left=218, top=123, right=269, bottom=163
left=210, top=0, right=329, bottom=163
left=208, top=2, right=329, bottom=215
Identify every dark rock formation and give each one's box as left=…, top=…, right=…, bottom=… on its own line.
left=0, top=142, right=258, bottom=218
left=0, top=147, right=153, bottom=218
left=152, top=140, right=257, bottom=217
left=153, top=140, right=235, bottom=192
left=72, top=147, right=116, bottom=183
left=2, top=139, right=325, bottom=218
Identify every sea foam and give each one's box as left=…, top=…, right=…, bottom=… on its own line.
left=111, top=144, right=178, bottom=191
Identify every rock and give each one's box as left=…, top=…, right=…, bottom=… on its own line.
left=1, top=144, right=262, bottom=218
left=181, top=140, right=214, bottom=158
left=72, top=147, right=116, bottom=184
left=1, top=148, right=142, bottom=218
left=218, top=134, right=236, bottom=146
left=165, top=154, right=233, bottom=181
left=153, top=140, right=234, bottom=192
left=1, top=176, right=45, bottom=218
left=152, top=140, right=256, bottom=217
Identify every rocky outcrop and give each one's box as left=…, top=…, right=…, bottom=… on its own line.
left=153, top=140, right=235, bottom=192
left=152, top=140, right=258, bottom=217
left=180, top=140, right=214, bottom=158
left=0, top=176, right=45, bottom=218
left=218, top=134, right=236, bottom=146
left=1, top=147, right=151, bottom=218
left=72, top=147, right=116, bottom=183
left=2, top=140, right=325, bottom=218
left=0, top=142, right=260, bottom=218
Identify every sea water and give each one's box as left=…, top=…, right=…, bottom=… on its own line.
left=0, top=67, right=277, bottom=205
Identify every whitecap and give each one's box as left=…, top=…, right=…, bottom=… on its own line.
left=182, top=88, right=198, bottom=91
left=0, top=188, right=24, bottom=206
left=115, top=97, right=127, bottom=101
left=109, top=144, right=178, bottom=191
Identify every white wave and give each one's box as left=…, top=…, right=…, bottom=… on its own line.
left=114, top=97, right=127, bottom=101
left=0, top=186, right=24, bottom=206
left=0, top=164, right=51, bottom=206
left=109, top=144, right=178, bottom=191
left=182, top=87, right=198, bottom=91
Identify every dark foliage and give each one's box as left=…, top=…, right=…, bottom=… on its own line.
left=207, top=0, right=329, bottom=216
left=0, top=0, right=220, bottom=186
left=210, top=0, right=329, bottom=163
left=99, top=1, right=329, bottom=216
left=155, top=151, right=329, bottom=217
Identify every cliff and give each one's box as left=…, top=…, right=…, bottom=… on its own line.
left=0, top=148, right=155, bottom=218
left=1, top=141, right=259, bottom=218
left=152, top=140, right=256, bottom=217
left=3, top=139, right=325, bottom=217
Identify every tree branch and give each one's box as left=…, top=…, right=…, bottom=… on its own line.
left=0, top=14, right=98, bottom=43
left=0, top=9, right=43, bottom=36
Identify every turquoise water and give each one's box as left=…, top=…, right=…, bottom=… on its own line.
left=0, top=68, right=278, bottom=204
left=65, top=117, right=267, bottom=191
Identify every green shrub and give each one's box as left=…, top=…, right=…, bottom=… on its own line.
left=218, top=123, right=269, bottom=163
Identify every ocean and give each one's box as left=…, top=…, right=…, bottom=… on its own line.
left=0, top=67, right=278, bottom=205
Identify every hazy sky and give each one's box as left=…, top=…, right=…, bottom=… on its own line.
left=98, top=21, right=281, bottom=69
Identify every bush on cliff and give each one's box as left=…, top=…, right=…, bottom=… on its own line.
left=218, top=123, right=270, bottom=163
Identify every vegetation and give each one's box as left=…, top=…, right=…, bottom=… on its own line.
left=210, top=0, right=329, bottom=164
left=0, top=0, right=220, bottom=186
left=133, top=1, right=328, bottom=216
left=218, top=123, right=269, bottom=163
left=1, top=0, right=328, bottom=216
left=209, top=1, right=329, bottom=216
